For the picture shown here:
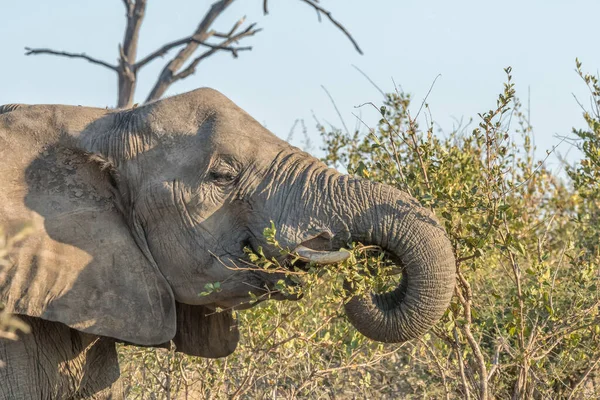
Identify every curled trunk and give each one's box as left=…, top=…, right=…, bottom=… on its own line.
left=338, top=177, right=456, bottom=343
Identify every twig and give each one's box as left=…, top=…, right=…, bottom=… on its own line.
left=24, top=47, right=117, bottom=71
left=420, top=338, right=451, bottom=400
left=455, top=271, right=489, bottom=400
left=298, top=0, right=363, bottom=55
left=195, top=41, right=252, bottom=57
left=135, top=37, right=203, bottom=70
left=405, top=75, right=441, bottom=193
left=352, top=64, right=386, bottom=97
left=171, top=25, right=261, bottom=83
left=457, top=253, right=480, bottom=264
left=487, top=340, right=502, bottom=383
left=321, top=85, right=350, bottom=136
left=508, top=138, right=566, bottom=194
left=568, top=355, right=600, bottom=400
left=312, top=347, right=404, bottom=376
left=414, top=74, right=441, bottom=121
left=350, top=110, right=411, bottom=192
left=135, top=36, right=251, bottom=70
left=212, top=16, right=247, bottom=38
left=453, top=326, right=472, bottom=400
left=230, top=311, right=297, bottom=399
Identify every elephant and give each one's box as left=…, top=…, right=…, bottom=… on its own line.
left=0, top=88, right=455, bottom=399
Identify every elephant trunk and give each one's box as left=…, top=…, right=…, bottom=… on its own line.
left=337, top=177, right=456, bottom=343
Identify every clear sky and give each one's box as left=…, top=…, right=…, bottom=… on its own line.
left=1, top=0, right=599, bottom=167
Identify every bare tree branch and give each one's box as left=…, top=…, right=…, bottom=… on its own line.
left=135, top=37, right=200, bottom=71
left=25, top=0, right=360, bottom=109
left=24, top=47, right=117, bottom=71
left=135, top=35, right=253, bottom=71
left=299, top=0, right=363, bottom=55
left=213, top=16, right=246, bottom=39
left=171, top=25, right=260, bottom=83
left=121, top=0, right=133, bottom=14
left=121, top=0, right=146, bottom=63
left=197, top=41, right=253, bottom=57
left=118, top=0, right=148, bottom=108
left=146, top=0, right=236, bottom=103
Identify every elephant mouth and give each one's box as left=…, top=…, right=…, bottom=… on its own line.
left=231, top=233, right=351, bottom=308
left=255, top=241, right=351, bottom=300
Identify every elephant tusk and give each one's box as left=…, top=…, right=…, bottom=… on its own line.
left=293, top=245, right=351, bottom=265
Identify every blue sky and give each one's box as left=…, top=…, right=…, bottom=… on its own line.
left=1, top=0, right=599, bottom=167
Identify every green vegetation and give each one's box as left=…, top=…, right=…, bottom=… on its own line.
left=2, top=62, right=597, bottom=398
left=117, top=62, right=600, bottom=399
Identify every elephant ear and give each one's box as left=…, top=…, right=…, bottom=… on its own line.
left=172, top=304, right=239, bottom=358
left=0, top=104, right=176, bottom=345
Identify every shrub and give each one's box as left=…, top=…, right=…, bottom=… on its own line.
left=118, top=63, right=600, bottom=399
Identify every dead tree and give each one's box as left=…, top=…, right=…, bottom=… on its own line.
left=25, top=0, right=362, bottom=108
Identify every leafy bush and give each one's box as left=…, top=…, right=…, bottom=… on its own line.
left=120, top=62, right=599, bottom=399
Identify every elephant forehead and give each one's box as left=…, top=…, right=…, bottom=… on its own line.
left=148, top=89, right=274, bottom=138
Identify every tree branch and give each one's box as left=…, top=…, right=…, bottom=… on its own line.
left=146, top=0, right=236, bottom=102
left=136, top=36, right=253, bottom=71
left=24, top=47, right=117, bottom=71
left=298, top=0, right=363, bottom=55
left=25, top=0, right=360, bottom=109
left=567, top=355, right=600, bottom=400
left=121, top=0, right=133, bottom=15
left=121, top=0, right=146, bottom=63
left=197, top=41, right=253, bottom=57
left=455, top=271, right=489, bottom=400
left=135, top=37, right=200, bottom=71
left=171, top=25, right=260, bottom=83
left=117, top=0, right=148, bottom=108
left=213, top=16, right=246, bottom=38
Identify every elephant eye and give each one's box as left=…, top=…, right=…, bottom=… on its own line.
left=210, top=170, right=236, bottom=184
left=209, top=163, right=238, bottom=185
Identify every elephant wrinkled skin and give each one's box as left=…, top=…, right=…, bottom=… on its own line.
left=0, top=89, right=455, bottom=399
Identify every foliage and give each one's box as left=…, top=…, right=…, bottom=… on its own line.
left=119, top=231, right=409, bottom=399
left=116, top=63, right=598, bottom=399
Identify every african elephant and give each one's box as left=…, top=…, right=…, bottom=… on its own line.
left=0, top=88, right=455, bottom=399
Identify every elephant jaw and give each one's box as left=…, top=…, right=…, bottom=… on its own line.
left=216, top=235, right=350, bottom=310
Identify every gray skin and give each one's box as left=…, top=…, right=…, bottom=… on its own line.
left=0, top=89, right=455, bottom=399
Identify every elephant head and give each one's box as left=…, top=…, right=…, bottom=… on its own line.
left=0, top=89, right=455, bottom=355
